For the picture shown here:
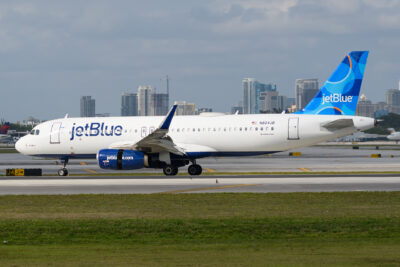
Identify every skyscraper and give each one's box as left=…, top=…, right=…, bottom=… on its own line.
left=152, top=93, right=169, bottom=116
left=174, top=101, right=196, bottom=115
left=259, top=91, right=279, bottom=113
left=243, top=78, right=277, bottom=114
left=121, top=93, right=138, bottom=116
left=295, top=79, right=319, bottom=111
left=386, top=89, right=400, bottom=107
left=80, top=96, right=95, bottom=117
left=138, top=85, right=153, bottom=116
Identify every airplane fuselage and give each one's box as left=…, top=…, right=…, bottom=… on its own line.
left=16, top=113, right=375, bottom=159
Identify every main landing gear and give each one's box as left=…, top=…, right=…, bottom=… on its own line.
left=188, top=164, right=202, bottom=176
left=188, top=160, right=202, bottom=176
left=58, top=159, right=69, bottom=176
left=163, top=165, right=178, bottom=176
left=162, top=161, right=203, bottom=176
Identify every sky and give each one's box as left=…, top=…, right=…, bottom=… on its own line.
left=1, top=0, right=400, bottom=122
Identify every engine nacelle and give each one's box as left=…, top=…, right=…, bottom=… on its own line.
left=97, top=149, right=145, bottom=170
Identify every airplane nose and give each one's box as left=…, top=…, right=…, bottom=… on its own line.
left=15, top=138, right=24, bottom=153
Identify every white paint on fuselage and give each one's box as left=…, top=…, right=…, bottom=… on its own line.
left=15, top=114, right=375, bottom=158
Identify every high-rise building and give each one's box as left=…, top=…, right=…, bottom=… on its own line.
left=121, top=93, right=138, bottom=116
left=278, top=95, right=287, bottom=111
left=259, top=91, right=279, bottom=113
left=152, top=93, right=169, bottom=116
left=386, top=89, right=400, bottom=106
left=138, top=85, right=153, bottom=116
left=295, top=79, right=319, bottom=111
left=356, top=94, right=375, bottom=117
left=80, top=96, right=95, bottom=117
left=174, top=101, right=196, bottom=115
left=243, top=78, right=277, bottom=114
left=198, top=108, right=213, bottom=113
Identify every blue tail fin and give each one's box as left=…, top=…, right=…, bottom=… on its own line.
left=295, top=51, right=369, bottom=115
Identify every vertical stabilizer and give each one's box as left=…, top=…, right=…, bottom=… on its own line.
left=295, top=51, right=369, bottom=115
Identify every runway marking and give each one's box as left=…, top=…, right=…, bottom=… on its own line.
left=83, top=169, right=97, bottom=174
left=299, top=168, right=311, bottom=172
left=80, top=162, right=87, bottom=165
left=162, top=184, right=261, bottom=194
left=204, top=168, right=216, bottom=172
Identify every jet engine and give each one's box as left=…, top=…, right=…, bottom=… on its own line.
left=97, top=149, right=145, bottom=170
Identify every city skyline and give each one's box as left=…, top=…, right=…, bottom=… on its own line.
left=2, top=1, right=400, bottom=121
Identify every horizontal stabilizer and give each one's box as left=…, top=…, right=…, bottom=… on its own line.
left=322, top=119, right=354, bottom=130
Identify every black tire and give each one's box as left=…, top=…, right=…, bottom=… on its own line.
left=188, top=164, right=202, bottom=176
left=163, top=165, right=178, bottom=176
left=58, top=168, right=68, bottom=176
left=195, top=164, right=202, bottom=175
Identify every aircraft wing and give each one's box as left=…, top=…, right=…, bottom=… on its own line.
left=321, top=118, right=354, bottom=130
left=109, top=105, right=186, bottom=155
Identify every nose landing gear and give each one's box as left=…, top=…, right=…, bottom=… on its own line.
left=58, top=159, right=69, bottom=176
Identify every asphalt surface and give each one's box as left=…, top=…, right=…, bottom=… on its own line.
left=1, top=175, right=400, bottom=194
left=1, top=145, right=400, bottom=194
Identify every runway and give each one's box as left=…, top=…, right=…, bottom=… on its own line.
left=1, top=174, right=400, bottom=194
left=1, top=146, right=400, bottom=194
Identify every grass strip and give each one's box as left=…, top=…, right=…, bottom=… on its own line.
left=0, top=192, right=400, bottom=219
left=0, top=217, right=399, bottom=245
left=0, top=149, right=17, bottom=154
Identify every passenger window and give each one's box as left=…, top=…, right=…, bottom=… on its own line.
left=193, top=128, right=195, bottom=132
left=36, top=130, right=40, bottom=135
left=213, top=128, right=216, bottom=131
left=239, top=127, right=242, bottom=131
left=260, top=127, right=263, bottom=131
left=198, top=128, right=200, bottom=132
left=271, top=127, right=274, bottom=131
left=224, top=128, right=226, bottom=131
left=255, top=127, right=258, bottom=131
left=245, top=127, right=247, bottom=131
left=177, top=128, right=180, bottom=132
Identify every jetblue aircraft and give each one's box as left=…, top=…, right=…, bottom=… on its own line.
left=16, top=51, right=375, bottom=176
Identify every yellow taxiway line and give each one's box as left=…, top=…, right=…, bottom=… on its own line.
left=84, top=169, right=97, bottom=174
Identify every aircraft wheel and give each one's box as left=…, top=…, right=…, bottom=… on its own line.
left=58, top=168, right=68, bottom=176
left=163, top=165, right=178, bottom=176
left=188, top=164, right=202, bottom=176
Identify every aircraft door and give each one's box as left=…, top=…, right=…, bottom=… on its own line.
left=288, top=117, right=299, bottom=140
left=50, top=122, right=62, bottom=144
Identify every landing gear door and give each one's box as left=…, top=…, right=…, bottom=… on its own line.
left=50, top=122, right=62, bottom=144
left=288, top=117, right=299, bottom=140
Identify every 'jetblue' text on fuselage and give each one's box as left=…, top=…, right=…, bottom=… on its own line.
left=70, top=123, right=123, bottom=141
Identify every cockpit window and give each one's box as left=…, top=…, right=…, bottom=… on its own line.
left=30, top=129, right=40, bottom=135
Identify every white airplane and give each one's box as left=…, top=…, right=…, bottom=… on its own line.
left=387, top=128, right=400, bottom=142
left=16, top=51, right=375, bottom=176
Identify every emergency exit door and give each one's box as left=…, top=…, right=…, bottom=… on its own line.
left=288, top=118, right=299, bottom=140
